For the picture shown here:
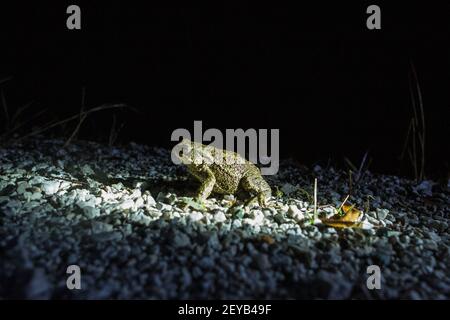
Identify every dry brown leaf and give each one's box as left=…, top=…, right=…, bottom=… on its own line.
left=259, top=234, right=275, bottom=245
left=321, top=204, right=363, bottom=228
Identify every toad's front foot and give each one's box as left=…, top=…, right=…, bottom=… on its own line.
left=244, top=193, right=270, bottom=208
left=179, top=197, right=207, bottom=211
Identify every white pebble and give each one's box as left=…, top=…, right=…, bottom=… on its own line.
left=119, top=199, right=135, bottom=210
left=41, top=181, right=60, bottom=195
left=189, top=211, right=203, bottom=222
left=213, top=211, right=227, bottom=223
left=83, top=206, right=100, bottom=219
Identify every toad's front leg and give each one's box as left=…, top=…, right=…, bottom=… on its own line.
left=195, top=165, right=216, bottom=201
left=241, top=174, right=272, bottom=207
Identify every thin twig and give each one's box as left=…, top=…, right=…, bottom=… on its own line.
left=109, top=114, right=117, bottom=147
left=356, top=151, right=369, bottom=181
left=10, top=101, right=34, bottom=126
left=14, top=103, right=127, bottom=143
left=336, top=194, right=350, bottom=215
left=407, top=60, right=426, bottom=182
left=0, top=107, right=47, bottom=140
left=411, top=120, right=418, bottom=180
left=64, top=113, right=87, bottom=147
left=64, top=87, right=87, bottom=147
left=411, top=62, right=426, bottom=181
left=313, top=178, right=318, bottom=221
left=344, top=157, right=357, bottom=171
left=108, top=114, right=125, bottom=147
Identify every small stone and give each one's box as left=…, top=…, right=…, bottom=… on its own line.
left=234, top=208, right=245, bottom=219
left=111, top=183, right=124, bottom=191
left=223, top=194, right=235, bottom=201
left=288, top=205, right=305, bottom=221
left=135, top=197, right=144, bottom=208
left=30, top=192, right=42, bottom=201
left=199, top=257, right=215, bottom=270
left=180, top=268, right=192, bottom=287
left=407, top=290, right=422, bottom=300
left=156, top=192, right=167, bottom=202
left=59, top=181, right=71, bottom=191
left=213, top=211, right=227, bottom=223
left=81, top=164, right=95, bottom=176
left=255, top=254, right=271, bottom=269
left=93, top=231, right=122, bottom=242
left=376, top=208, right=389, bottom=220
left=41, top=181, right=60, bottom=195
left=173, top=232, right=191, bottom=248
left=83, top=206, right=101, bottom=219
left=413, top=180, right=434, bottom=197
left=249, top=210, right=265, bottom=225
left=189, top=211, right=203, bottom=222
left=123, top=224, right=132, bottom=236
left=130, top=189, right=142, bottom=199
left=146, top=195, right=156, bottom=206
left=166, top=193, right=177, bottom=205
left=17, top=181, right=30, bottom=195
left=274, top=213, right=285, bottom=224
left=92, top=221, right=114, bottom=234
left=232, top=219, right=242, bottom=228
left=207, top=232, right=221, bottom=249
left=386, top=230, right=401, bottom=237
left=262, top=209, right=274, bottom=218
left=156, top=202, right=172, bottom=211
left=148, top=209, right=162, bottom=218
left=423, top=239, right=438, bottom=251
left=119, top=199, right=135, bottom=210
left=23, top=191, right=32, bottom=201
left=427, top=231, right=441, bottom=242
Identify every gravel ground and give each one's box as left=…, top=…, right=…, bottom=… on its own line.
left=0, top=137, right=449, bottom=299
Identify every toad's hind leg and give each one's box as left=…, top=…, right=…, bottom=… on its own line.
left=240, top=174, right=271, bottom=207
left=195, top=165, right=216, bottom=201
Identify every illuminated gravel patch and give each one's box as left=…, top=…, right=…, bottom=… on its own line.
left=0, top=137, right=449, bottom=299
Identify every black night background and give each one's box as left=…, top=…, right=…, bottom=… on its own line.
left=2, top=1, right=449, bottom=176
left=0, top=1, right=449, bottom=301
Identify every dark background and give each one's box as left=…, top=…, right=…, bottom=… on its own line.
left=0, top=1, right=449, bottom=177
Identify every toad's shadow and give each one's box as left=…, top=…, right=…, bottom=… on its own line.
left=77, top=166, right=199, bottom=198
